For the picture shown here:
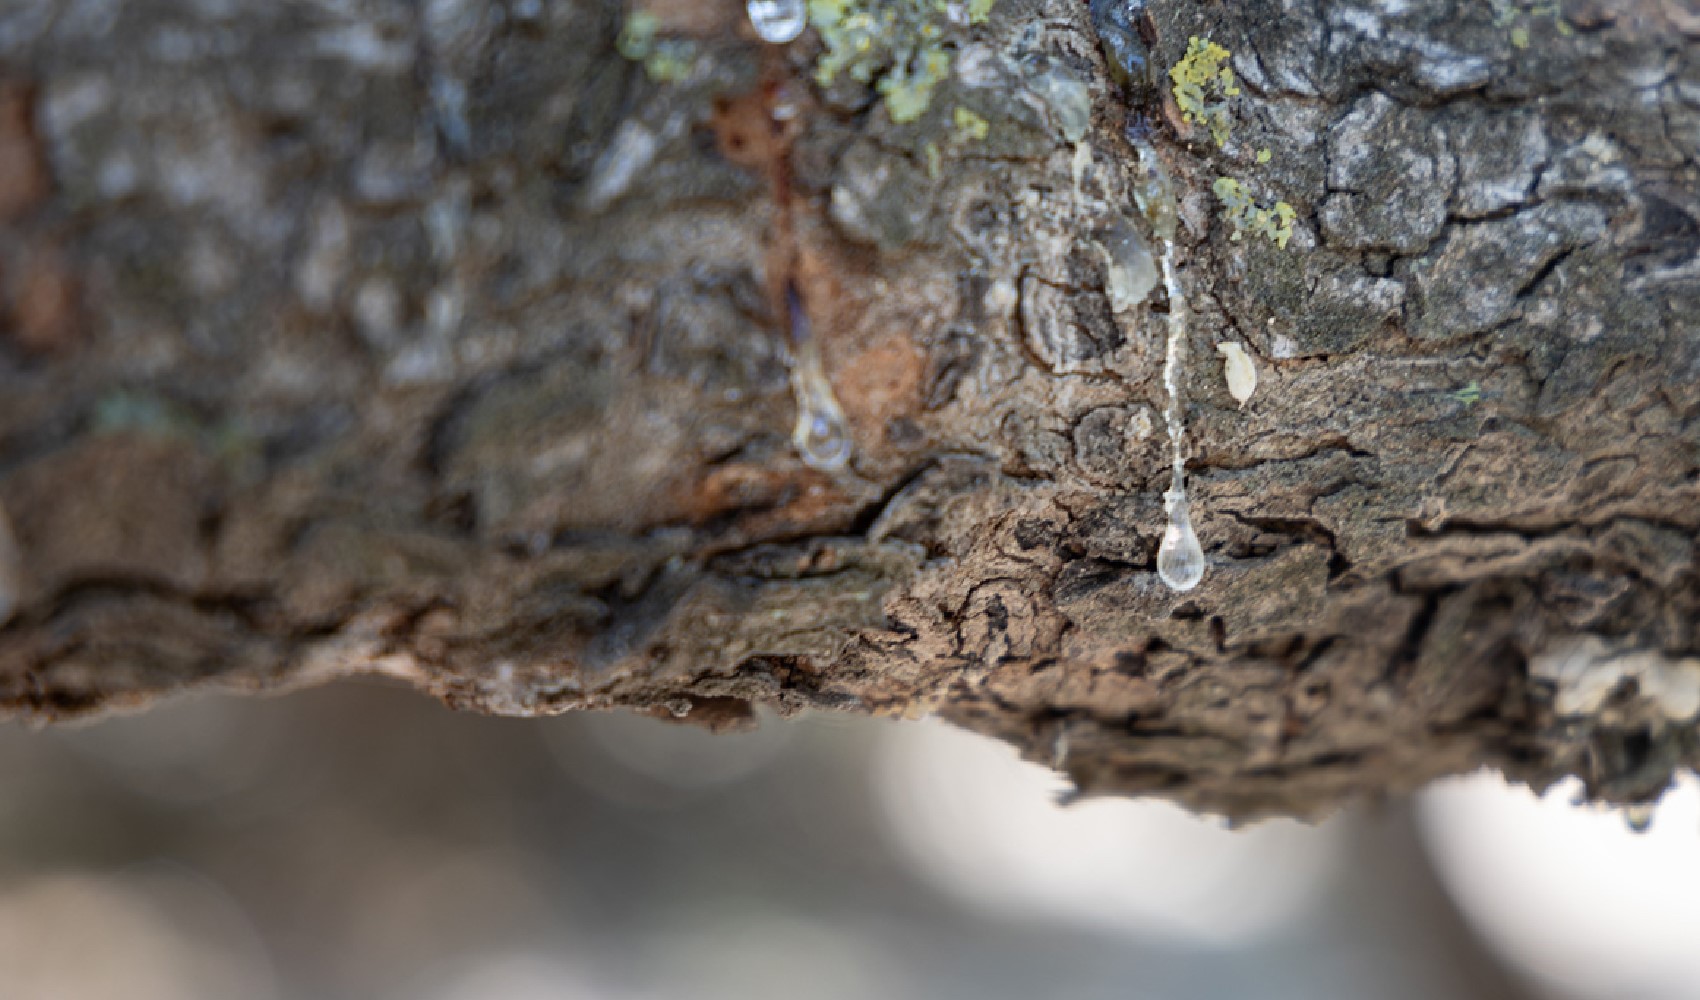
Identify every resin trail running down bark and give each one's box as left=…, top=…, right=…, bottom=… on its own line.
left=1154, top=250, right=1205, bottom=593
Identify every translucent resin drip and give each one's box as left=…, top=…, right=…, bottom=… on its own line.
left=1155, top=249, right=1205, bottom=592
left=1158, top=487, right=1204, bottom=591
left=747, top=0, right=807, bottom=44
left=790, top=342, right=852, bottom=471
left=785, top=283, right=852, bottom=471
left=1119, top=137, right=1203, bottom=591
left=1099, top=217, right=1158, bottom=312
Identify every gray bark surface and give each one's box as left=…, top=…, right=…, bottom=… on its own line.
left=1, top=0, right=1697, bottom=819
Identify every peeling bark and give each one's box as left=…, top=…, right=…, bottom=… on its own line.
left=1, top=0, right=1697, bottom=820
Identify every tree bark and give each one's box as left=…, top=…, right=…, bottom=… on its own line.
left=1, top=0, right=1696, bottom=820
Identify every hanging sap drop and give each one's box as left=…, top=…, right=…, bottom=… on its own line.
left=1157, top=488, right=1205, bottom=592
left=747, top=0, right=807, bottom=44
left=790, top=344, right=853, bottom=471
left=1099, top=218, right=1158, bottom=312
left=794, top=404, right=852, bottom=471
left=783, top=282, right=851, bottom=471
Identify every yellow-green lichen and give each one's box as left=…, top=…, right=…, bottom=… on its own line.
left=880, top=46, right=951, bottom=123
left=1169, top=36, right=1238, bottom=147
left=617, top=11, right=695, bottom=84
left=952, top=106, right=990, bottom=142
left=808, top=0, right=995, bottom=125
left=1489, top=0, right=1572, bottom=49
left=1213, top=177, right=1295, bottom=248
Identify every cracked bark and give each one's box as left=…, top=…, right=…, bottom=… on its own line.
left=1, top=0, right=1698, bottom=820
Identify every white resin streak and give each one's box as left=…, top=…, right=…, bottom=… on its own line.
left=1156, top=251, right=1205, bottom=592
left=1159, top=252, right=1188, bottom=493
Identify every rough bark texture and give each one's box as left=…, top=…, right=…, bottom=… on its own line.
left=1, top=0, right=1697, bottom=820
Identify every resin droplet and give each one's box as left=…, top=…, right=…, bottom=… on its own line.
left=1157, top=488, right=1205, bottom=592
left=747, top=0, right=806, bottom=44
left=1099, top=218, right=1158, bottom=312
left=1030, top=68, right=1092, bottom=143
left=790, top=344, right=852, bottom=471
left=1624, top=803, right=1655, bottom=834
left=783, top=282, right=852, bottom=471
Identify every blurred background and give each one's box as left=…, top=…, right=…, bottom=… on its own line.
left=0, top=685, right=1697, bottom=1000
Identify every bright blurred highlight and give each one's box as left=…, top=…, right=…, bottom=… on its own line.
left=0, top=865, right=275, bottom=1000
left=1417, top=770, right=1700, bottom=1000
left=875, top=717, right=1346, bottom=948
left=542, top=708, right=795, bottom=808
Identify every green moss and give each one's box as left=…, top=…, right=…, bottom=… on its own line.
left=1213, top=177, right=1295, bottom=248
left=808, top=0, right=995, bottom=124
left=1169, top=36, right=1238, bottom=147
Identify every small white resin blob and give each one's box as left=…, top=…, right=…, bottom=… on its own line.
left=1216, top=341, right=1257, bottom=407
left=746, top=0, right=807, bottom=44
